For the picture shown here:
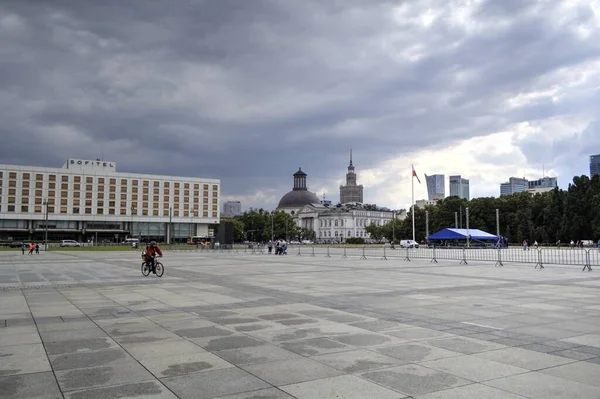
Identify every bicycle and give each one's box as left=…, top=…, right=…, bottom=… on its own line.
left=141, top=255, right=164, bottom=277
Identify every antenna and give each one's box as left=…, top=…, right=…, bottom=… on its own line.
left=542, top=164, right=545, bottom=178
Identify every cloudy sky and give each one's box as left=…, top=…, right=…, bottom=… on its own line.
left=1, top=0, right=599, bottom=211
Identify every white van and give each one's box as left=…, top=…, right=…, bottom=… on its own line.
left=123, top=238, right=139, bottom=245
left=60, top=240, right=81, bottom=247
left=400, top=240, right=419, bottom=248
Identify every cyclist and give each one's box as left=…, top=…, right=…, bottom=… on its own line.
left=145, top=241, right=163, bottom=274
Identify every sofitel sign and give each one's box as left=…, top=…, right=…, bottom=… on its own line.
left=69, top=159, right=115, bottom=167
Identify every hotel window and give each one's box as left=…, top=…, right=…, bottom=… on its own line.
left=164, top=188, right=170, bottom=195
left=60, top=199, right=68, bottom=206
left=9, top=172, right=17, bottom=179
left=120, top=208, right=127, bottom=215
left=132, top=180, right=138, bottom=186
left=35, top=198, right=42, bottom=205
left=184, top=190, right=190, bottom=196
left=60, top=207, right=68, bottom=214
left=109, top=201, right=115, bottom=207
left=73, top=199, right=80, bottom=206
left=109, top=193, right=115, bottom=200
left=163, top=196, right=169, bottom=202
left=142, top=209, right=148, bottom=215
left=98, top=193, right=105, bottom=199
left=110, top=178, right=116, bottom=185
left=142, top=202, right=148, bottom=209
left=86, top=177, right=93, bottom=183
left=98, top=185, right=104, bottom=192
left=212, top=198, right=218, bottom=204
left=61, top=175, right=68, bottom=182
left=48, top=191, right=55, bottom=198
left=184, top=196, right=189, bottom=203
left=98, top=178, right=105, bottom=184
left=212, top=205, right=218, bottom=211
left=193, top=197, right=199, bottom=204
left=61, top=191, right=68, bottom=198
left=48, top=206, right=55, bottom=213
left=184, top=183, right=189, bottom=189
left=109, top=186, right=116, bottom=192
left=120, top=201, right=127, bottom=207
left=36, top=174, right=43, bottom=181
left=174, top=182, right=180, bottom=188
left=86, top=200, right=93, bottom=206
left=97, top=200, right=104, bottom=207
left=36, top=182, right=43, bottom=189
left=212, top=184, right=218, bottom=191
left=9, top=180, right=16, bottom=187
left=73, top=207, right=80, bottom=214
left=22, top=197, right=29, bottom=204
left=34, top=206, right=42, bottom=213
left=97, top=208, right=104, bottom=214
left=143, top=187, right=148, bottom=194
left=23, top=173, right=30, bottom=180
left=194, top=184, right=199, bottom=190
left=184, top=203, right=190, bottom=210
left=143, top=180, right=149, bottom=187
left=193, top=204, right=199, bottom=210
left=120, top=193, right=127, bottom=200
left=74, top=191, right=80, bottom=198
left=193, top=211, right=199, bottom=217
left=163, top=210, right=169, bottom=216
left=203, top=211, right=208, bottom=217
left=8, top=188, right=16, bottom=195
left=86, top=184, right=92, bottom=191
left=153, top=210, right=159, bottom=216
left=203, top=190, right=208, bottom=197
left=121, top=179, right=127, bottom=185
left=85, top=208, right=92, bottom=214
left=203, top=184, right=208, bottom=190
left=74, top=183, right=80, bottom=190
left=22, top=181, right=30, bottom=188
left=132, top=194, right=138, bottom=201
left=203, top=205, right=208, bottom=210
left=132, top=187, right=138, bottom=193
left=35, top=190, right=42, bottom=197
left=154, top=181, right=159, bottom=187
left=74, top=176, right=81, bottom=183
left=60, top=183, right=68, bottom=190
left=153, top=188, right=159, bottom=194
left=174, top=203, right=180, bottom=209
left=174, top=189, right=180, bottom=196
left=142, top=195, right=148, bottom=201
left=153, top=195, right=159, bottom=202
left=109, top=209, right=115, bottom=215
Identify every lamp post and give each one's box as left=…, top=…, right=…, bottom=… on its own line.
left=270, top=211, right=274, bottom=242
left=392, top=211, right=396, bottom=244
left=169, top=206, right=172, bottom=245
left=466, top=207, right=470, bottom=248
left=43, top=199, right=48, bottom=251
left=130, top=205, right=135, bottom=239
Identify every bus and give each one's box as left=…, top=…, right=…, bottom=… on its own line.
left=187, top=236, right=210, bottom=245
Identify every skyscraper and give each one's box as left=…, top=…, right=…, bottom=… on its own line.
left=340, top=150, right=364, bottom=204
left=528, top=176, right=557, bottom=189
left=591, top=154, right=600, bottom=177
left=223, top=201, right=242, bottom=217
left=500, top=177, right=529, bottom=196
left=449, top=175, right=470, bottom=200
left=425, top=174, right=445, bottom=200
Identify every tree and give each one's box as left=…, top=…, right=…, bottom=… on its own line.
left=365, top=223, right=384, bottom=240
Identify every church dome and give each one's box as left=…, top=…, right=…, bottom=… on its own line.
left=277, top=167, right=320, bottom=209
left=278, top=190, right=320, bottom=208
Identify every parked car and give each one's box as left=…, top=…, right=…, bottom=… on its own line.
left=9, top=241, right=24, bottom=248
left=400, top=239, right=419, bottom=248
left=60, top=240, right=81, bottom=247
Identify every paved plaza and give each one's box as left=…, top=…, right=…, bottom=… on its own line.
left=1, top=250, right=600, bottom=398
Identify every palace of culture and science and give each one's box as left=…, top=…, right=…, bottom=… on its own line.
left=276, top=151, right=403, bottom=242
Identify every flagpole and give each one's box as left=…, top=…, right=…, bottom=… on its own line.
left=411, top=164, right=415, bottom=242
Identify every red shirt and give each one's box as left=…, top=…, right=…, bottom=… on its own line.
left=145, top=245, right=162, bottom=257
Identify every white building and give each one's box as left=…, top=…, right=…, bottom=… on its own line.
left=415, top=199, right=438, bottom=209
left=0, top=159, right=220, bottom=243
left=223, top=201, right=242, bottom=217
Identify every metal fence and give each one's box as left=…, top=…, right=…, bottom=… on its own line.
left=188, top=245, right=596, bottom=271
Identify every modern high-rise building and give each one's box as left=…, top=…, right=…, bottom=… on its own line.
left=223, top=201, right=242, bottom=217
left=449, top=175, right=469, bottom=200
left=590, top=154, right=600, bottom=177
left=424, top=174, right=445, bottom=200
left=528, top=176, right=557, bottom=190
left=500, top=177, right=529, bottom=196
left=339, top=150, right=364, bottom=204
left=0, top=158, right=220, bottom=242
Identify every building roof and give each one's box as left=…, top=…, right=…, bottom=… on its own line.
left=428, top=228, right=498, bottom=241
left=277, top=190, right=320, bottom=208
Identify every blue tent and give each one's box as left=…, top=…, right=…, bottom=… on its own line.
left=428, top=228, right=498, bottom=241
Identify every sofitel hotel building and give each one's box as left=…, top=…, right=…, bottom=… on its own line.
left=0, top=159, right=220, bottom=243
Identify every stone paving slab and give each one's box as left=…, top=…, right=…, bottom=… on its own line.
left=2, top=250, right=600, bottom=398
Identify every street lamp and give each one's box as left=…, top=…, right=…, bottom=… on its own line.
left=169, top=206, right=172, bottom=245
left=43, top=199, right=48, bottom=251
left=392, top=211, right=395, bottom=244
left=270, top=211, right=274, bottom=242
left=130, top=205, right=135, bottom=239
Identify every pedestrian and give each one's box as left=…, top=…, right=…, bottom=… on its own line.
left=28, top=243, right=34, bottom=255
left=21, top=243, right=25, bottom=255
left=35, top=243, right=40, bottom=254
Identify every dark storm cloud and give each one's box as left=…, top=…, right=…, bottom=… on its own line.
left=1, top=0, right=598, bottom=208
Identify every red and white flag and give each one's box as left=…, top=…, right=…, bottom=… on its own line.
left=412, top=165, right=421, bottom=184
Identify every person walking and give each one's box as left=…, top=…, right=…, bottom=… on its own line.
left=28, top=243, right=34, bottom=255
left=21, top=243, right=26, bottom=255
left=35, top=243, right=40, bottom=254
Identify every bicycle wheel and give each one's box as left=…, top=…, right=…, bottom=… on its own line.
left=141, top=262, right=150, bottom=276
left=155, top=262, right=164, bottom=277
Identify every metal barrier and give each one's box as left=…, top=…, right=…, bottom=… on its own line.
left=193, top=245, right=594, bottom=272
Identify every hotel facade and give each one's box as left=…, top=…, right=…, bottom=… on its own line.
left=0, top=159, right=220, bottom=243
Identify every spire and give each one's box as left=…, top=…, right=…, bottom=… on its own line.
left=349, top=149, right=353, bottom=167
